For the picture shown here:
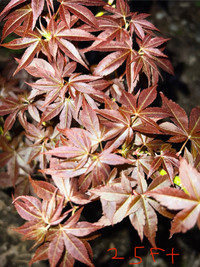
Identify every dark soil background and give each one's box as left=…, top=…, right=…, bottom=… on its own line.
left=0, top=1, right=200, bottom=267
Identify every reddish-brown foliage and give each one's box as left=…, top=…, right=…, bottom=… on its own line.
left=0, top=0, right=199, bottom=266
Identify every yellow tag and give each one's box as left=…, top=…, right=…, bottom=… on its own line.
left=95, top=0, right=116, bottom=17
left=95, top=11, right=105, bottom=17
left=159, top=169, right=167, bottom=176
left=159, top=169, right=189, bottom=195
left=173, top=176, right=189, bottom=195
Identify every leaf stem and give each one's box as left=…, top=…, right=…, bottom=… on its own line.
left=177, top=137, right=189, bottom=156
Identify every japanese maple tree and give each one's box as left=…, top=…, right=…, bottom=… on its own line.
left=0, top=0, right=200, bottom=266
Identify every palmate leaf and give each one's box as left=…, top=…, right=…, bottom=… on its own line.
left=82, top=17, right=131, bottom=53
left=160, top=93, right=200, bottom=155
left=44, top=126, right=130, bottom=191
left=2, top=13, right=95, bottom=73
left=98, top=86, right=167, bottom=143
left=91, top=38, right=134, bottom=76
left=46, top=16, right=96, bottom=67
left=26, top=58, right=66, bottom=107
left=78, top=149, right=130, bottom=192
left=148, top=158, right=200, bottom=237
left=65, top=73, right=105, bottom=114
left=43, top=127, right=92, bottom=181
left=0, top=0, right=27, bottom=19
left=24, top=122, right=60, bottom=171
left=135, top=35, right=174, bottom=85
left=13, top=189, right=99, bottom=267
left=39, top=98, right=76, bottom=129
left=1, top=30, right=46, bottom=74
left=46, top=127, right=92, bottom=160
left=59, top=2, right=97, bottom=28
left=148, top=144, right=179, bottom=183
left=0, top=0, right=53, bottom=30
left=1, top=0, right=199, bottom=266
left=91, top=173, right=173, bottom=246
left=47, top=208, right=100, bottom=267
left=133, top=132, right=165, bottom=156
left=13, top=220, right=48, bottom=249
left=0, top=90, right=39, bottom=133
left=95, top=100, right=134, bottom=150
left=130, top=12, right=159, bottom=39
left=91, top=30, right=172, bottom=90
left=51, top=175, right=91, bottom=205
left=58, top=0, right=105, bottom=28
left=25, top=55, right=104, bottom=114
left=80, top=100, right=110, bottom=146
left=1, top=4, right=32, bottom=41
left=13, top=190, right=71, bottom=226
left=103, top=0, right=131, bottom=19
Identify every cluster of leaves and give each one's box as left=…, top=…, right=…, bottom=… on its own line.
left=0, top=0, right=200, bottom=266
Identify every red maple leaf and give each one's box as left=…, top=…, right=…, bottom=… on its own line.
left=58, top=0, right=105, bottom=28
left=160, top=93, right=200, bottom=155
left=91, top=172, right=173, bottom=246
left=25, top=55, right=104, bottom=116
left=135, top=35, right=174, bottom=85
left=148, top=158, right=200, bottom=237
left=44, top=124, right=129, bottom=191
left=130, top=12, right=159, bottom=39
left=148, top=144, right=179, bottom=183
left=13, top=190, right=100, bottom=266
left=1, top=4, right=33, bottom=41
left=1, top=28, right=49, bottom=74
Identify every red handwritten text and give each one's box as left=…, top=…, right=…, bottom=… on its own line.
left=107, top=246, right=180, bottom=265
